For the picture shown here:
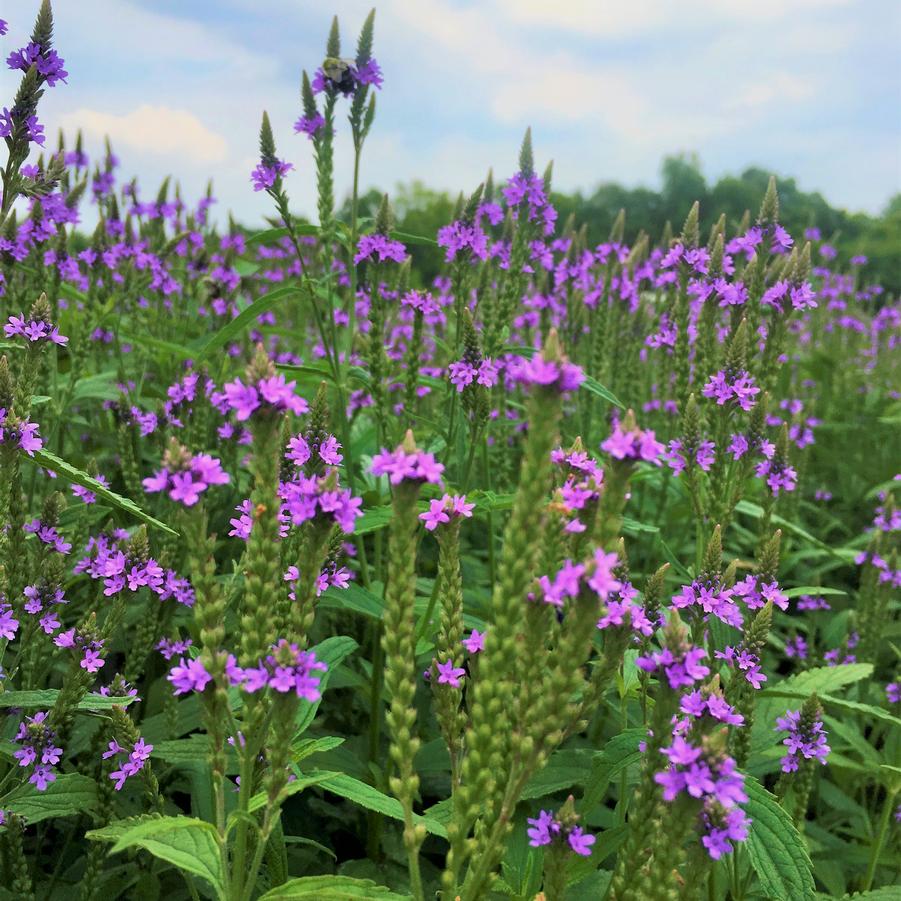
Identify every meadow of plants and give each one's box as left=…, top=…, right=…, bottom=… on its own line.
left=0, top=4, right=899, bottom=900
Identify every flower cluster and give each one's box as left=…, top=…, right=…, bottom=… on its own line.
left=702, top=369, right=760, bottom=411
left=419, top=493, right=474, bottom=531
left=221, top=373, right=309, bottom=420
left=286, top=432, right=343, bottom=468
left=448, top=358, right=499, bottom=392
left=24, top=517, right=71, bottom=553
left=371, top=445, right=444, bottom=485
left=551, top=445, right=604, bottom=533
left=279, top=470, right=363, bottom=533
left=0, top=409, right=42, bottom=455
left=502, top=172, right=557, bottom=236
left=655, top=736, right=749, bottom=859
left=354, top=233, right=407, bottom=265
left=169, top=641, right=327, bottom=701
left=755, top=457, right=798, bottom=495
left=14, top=712, right=63, bottom=791
left=602, top=416, right=664, bottom=464
left=54, top=627, right=106, bottom=673
left=4, top=313, right=68, bottom=345
left=508, top=353, right=584, bottom=393
left=775, top=707, right=831, bottom=773
left=75, top=533, right=195, bottom=606
left=537, top=549, right=622, bottom=608
left=23, top=584, right=66, bottom=634
left=715, top=645, right=767, bottom=689
left=250, top=158, right=293, bottom=192
left=103, top=737, right=154, bottom=791
left=527, top=809, right=596, bottom=856
left=143, top=450, right=230, bottom=507
left=637, top=641, right=710, bottom=690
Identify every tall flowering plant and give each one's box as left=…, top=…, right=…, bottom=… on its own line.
left=0, top=4, right=897, bottom=900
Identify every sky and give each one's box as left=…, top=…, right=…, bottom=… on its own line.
left=2, top=0, right=899, bottom=226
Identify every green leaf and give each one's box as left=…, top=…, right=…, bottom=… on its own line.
left=276, top=361, right=336, bottom=382
left=581, top=374, right=624, bottom=408
left=783, top=587, right=847, bottom=599
left=2, top=773, right=97, bottom=824
left=292, top=736, right=345, bottom=763
left=149, top=735, right=213, bottom=765
left=119, top=332, right=196, bottom=361
left=194, top=285, right=304, bottom=363
left=91, top=815, right=224, bottom=899
left=247, top=771, right=341, bottom=814
left=28, top=448, right=177, bottom=536
left=580, top=729, right=644, bottom=811
left=259, top=875, right=411, bottom=899
left=309, top=771, right=447, bottom=838
left=319, top=583, right=383, bottom=620
left=352, top=505, right=394, bottom=535
left=734, top=500, right=839, bottom=555
left=744, top=777, right=815, bottom=901
left=763, top=664, right=873, bottom=697
left=391, top=229, right=437, bottom=248
left=246, top=224, right=321, bottom=247
left=0, top=690, right=137, bottom=710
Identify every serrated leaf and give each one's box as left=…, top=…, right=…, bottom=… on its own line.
left=0, top=690, right=137, bottom=710
left=194, top=285, right=304, bottom=363
left=309, top=771, right=446, bottom=838
left=580, top=728, right=645, bottom=811
left=95, top=815, right=224, bottom=899
left=149, top=735, right=213, bottom=765
left=2, top=773, right=98, bottom=824
left=763, top=664, right=873, bottom=698
left=259, top=875, right=411, bottom=899
left=744, top=776, right=815, bottom=901
left=29, top=448, right=177, bottom=536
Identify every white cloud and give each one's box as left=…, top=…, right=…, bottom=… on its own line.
left=493, top=0, right=853, bottom=36
left=59, top=105, right=229, bottom=164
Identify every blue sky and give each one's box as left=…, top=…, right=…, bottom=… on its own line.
left=3, top=0, right=899, bottom=225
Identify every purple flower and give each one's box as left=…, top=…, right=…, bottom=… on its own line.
left=251, top=158, right=293, bottom=192
left=462, top=629, right=485, bottom=654
left=168, top=657, right=213, bottom=695
left=419, top=493, right=474, bottom=530
left=294, top=113, right=325, bottom=138
left=0, top=602, right=20, bottom=639
left=437, top=220, right=489, bottom=261
left=602, top=418, right=664, bottom=464
left=5, top=314, right=68, bottom=345
left=14, top=711, right=63, bottom=792
left=636, top=644, right=710, bottom=690
left=354, top=233, right=408, bottom=265
left=371, top=446, right=444, bottom=486
left=775, top=708, right=830, bottom=772
left=509, top=354, right=584, bottom=394
left=567, top=826, right=595, bottom=856
left=527, top=808, right=595, bottom=856
left=223, top=375, right=308, bottom=420
left=435, top=659, right=466, bottom=687
left=702, top=370, right=759, bottom=411
left=143, top=452, right=229, bottom=508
